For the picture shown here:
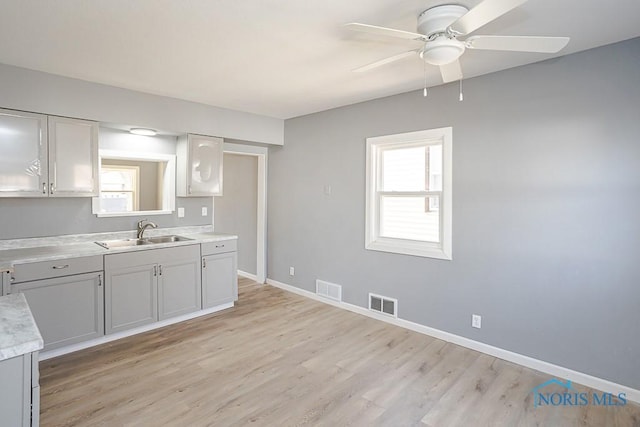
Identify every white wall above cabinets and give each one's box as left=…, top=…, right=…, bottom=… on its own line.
left=177, top=134, right=223, bottom=197
left=0, top=108, right=98, bottom=197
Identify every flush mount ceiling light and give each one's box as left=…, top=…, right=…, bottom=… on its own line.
left=419, top=36, right=465, bottom=66
left=130, top=128, right=157, bottom=136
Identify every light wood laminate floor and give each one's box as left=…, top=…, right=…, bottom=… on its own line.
left=40, top=278, right=640, bottom=426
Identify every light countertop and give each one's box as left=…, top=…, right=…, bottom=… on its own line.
left=0, top=226, right=237, bottom=273
left=0, top=293, right=43, bottom=361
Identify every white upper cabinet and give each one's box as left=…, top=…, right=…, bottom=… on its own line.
left=0, top=108, right=98, bottom=197
left=177, top=134, right=223, bottom=196
left=48, top=116, right=99, bottom=197
left=0, top=109, right=48, bottom=196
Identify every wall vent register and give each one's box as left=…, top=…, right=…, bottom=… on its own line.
left=369, top=293, right=398, bottom=317
left=316, top=280, right=342, bottom=302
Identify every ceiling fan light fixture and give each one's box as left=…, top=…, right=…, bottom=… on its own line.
left=419, top=37, right=465, bottom=66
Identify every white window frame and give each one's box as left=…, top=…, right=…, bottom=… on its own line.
left=92, top=150, right=176, bottom=217
left=100, top=164, right=141, bottom=211
left=365, top=127, right=452, bottom=260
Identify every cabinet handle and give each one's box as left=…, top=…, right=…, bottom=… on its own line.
left=52, top=264, right=69, bottom=269
left=215, top=244, right=225, bottom=248
left=202, top=258, right=206, bottom=268
left=98, top=276, right=102, bottom=287
left=188, top=185, right=192, bottom=194
left=159, top=265, right=163, bottom=276
left=42, top=183, right=47, bottom=194
left=153, top=266, right=157, bottom=276
left=50, top=183, right=54, bottom=194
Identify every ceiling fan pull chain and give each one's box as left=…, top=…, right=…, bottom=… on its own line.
left=459, top=79, right=464, bottom=102
left=423, top=59, right=428, bottom=97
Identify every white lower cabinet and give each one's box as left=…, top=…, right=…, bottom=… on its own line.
left=12, top=273, right=104, bottom=352
left=0, top=352, right=39, bottom=427
left=9, top=256, right=104, bottom=352
left=105, top=262, right=157, bottom=334
left=201, top=240, right=238, bottom=308
left=105, top=245, right=201, bottom=334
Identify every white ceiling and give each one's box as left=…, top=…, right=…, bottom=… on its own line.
left=0, top=0, right=639, bottom=119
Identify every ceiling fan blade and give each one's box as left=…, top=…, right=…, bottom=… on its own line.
left=353, top=50, right=418, bottom=72
left=448, top=0, right=528, bottom=36
left=466, top=35, right=570, bottom=53
left=344, top=23, right=427, bottom=42
left=440, top=59, right=463, bottom=83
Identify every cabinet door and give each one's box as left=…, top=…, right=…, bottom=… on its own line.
left=105, top=263, right=157, bottom=334
left=0, top=354, right=31, bottom=427
left=202, top=252, right=238, bottom=309
left=158, top=257, right=202, bottom=320
left=0, top=108, right=48, bottom=197
left=12, top=273, right=104, bottom=351
left=179, top=134, right=223, bottom=196
left=48, top=116, right=98, bottom=197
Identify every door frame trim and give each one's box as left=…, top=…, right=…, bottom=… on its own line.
left=222, top=143, right=267, bottom=284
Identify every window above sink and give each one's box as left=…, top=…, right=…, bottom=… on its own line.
left=92, top=148, right=176, bottom=218
left=92, top=126, right=178, bottom=217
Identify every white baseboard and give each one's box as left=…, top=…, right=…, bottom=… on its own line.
left=266, top=278, right=640, bottom=404
left=40, top=302, right=234, bottom=361
left=237, top=270, right=258, bottom=281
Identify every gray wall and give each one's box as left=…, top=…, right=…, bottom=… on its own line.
left=215, top=153, right=258, bottom=275
left=0, top=197, right=211, bottom=239
left=268, top=38, right=640, bottom=389
left=0, top=62, right=283, bottom=145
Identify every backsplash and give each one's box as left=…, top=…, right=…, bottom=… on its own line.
left=0, top=198, right=213, bottom=240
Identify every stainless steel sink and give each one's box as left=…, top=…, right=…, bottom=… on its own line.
left=95, top=235, right=192, bottom=249
left=145, top=235, right=193, bottom=244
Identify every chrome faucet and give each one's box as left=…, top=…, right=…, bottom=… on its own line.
left=137, top=219, right=158, bottom=239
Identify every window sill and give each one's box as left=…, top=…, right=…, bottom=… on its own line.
left=94, top=210, right=174, bottom=218
left=366, top=238, right=452, bottom=260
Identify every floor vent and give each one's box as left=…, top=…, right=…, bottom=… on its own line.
left=316, top=280, right=342, bottom=302
left=369, top=293, right=398, bottom=318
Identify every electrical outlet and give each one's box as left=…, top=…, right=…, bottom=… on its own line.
left=472, top=314, right=482, bottom=329
left=177, top=207, right=185, bottom=218
left=201, top=207, right=208, bottom=216
left=289, top=267, right=295, bottom=276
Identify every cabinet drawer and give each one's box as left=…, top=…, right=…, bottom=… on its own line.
left=201, top=239, right=237, bottom=256
left=12, top=255, right=103, bottom=283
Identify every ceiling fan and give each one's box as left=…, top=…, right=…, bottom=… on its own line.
left=345, top=0, right=570, bottom=84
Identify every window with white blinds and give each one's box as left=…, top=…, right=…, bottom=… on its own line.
left=365, top=127, right=452, bottom=260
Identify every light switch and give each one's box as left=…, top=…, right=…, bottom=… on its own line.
left=201, top=207, right=208, bottom=216
left=324, top=185, right=332, bottom=195
left=177, top=207, right=185, bottom=218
